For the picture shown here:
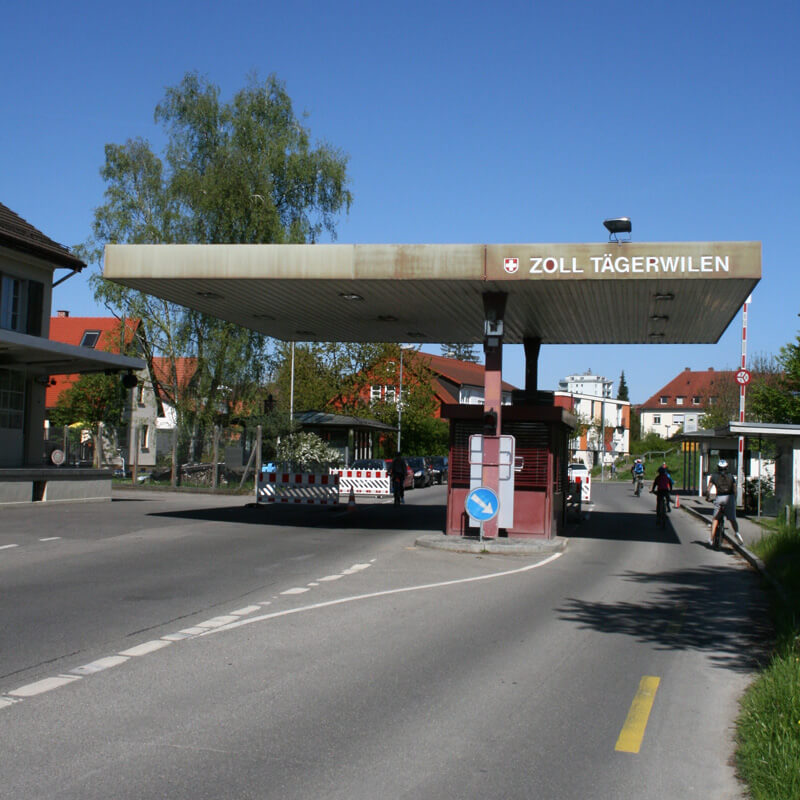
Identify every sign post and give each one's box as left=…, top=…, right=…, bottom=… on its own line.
left=465, top=486, right=500, bottom=544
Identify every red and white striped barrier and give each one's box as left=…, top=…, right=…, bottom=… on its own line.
left=336, top=469, right=392, bottom=497
left=257, top=472, right=340, bottom=505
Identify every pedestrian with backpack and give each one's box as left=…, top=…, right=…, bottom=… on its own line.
left=705, top=459, right=743, bottom=546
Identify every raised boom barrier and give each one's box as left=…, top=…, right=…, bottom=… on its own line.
left=257, top=471, right=339, bottom=505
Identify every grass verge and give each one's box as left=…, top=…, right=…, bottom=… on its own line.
left=735, top=518, right=800, bottom=799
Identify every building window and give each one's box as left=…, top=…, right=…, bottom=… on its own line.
left=140, top=424, right=150, bottom=452
left=370, top=385, right=382, bottom=402
left=653, top=415, right=661, bottom=425
left=80, top=330, right=101, bottom=348
left=676, top=396, right=684, bottom=405
left=659, top=396, right=668, bottom=405
left=0, top=369, right=25, bottom=429
left=673, top=414, right=684, bottom=425
left=0, top=275, right=24, bottom=332
left=692, top=396, right=701, bottom=405
left=384, top=385, right=396, bottom=403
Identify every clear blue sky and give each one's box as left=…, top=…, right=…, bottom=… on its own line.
left=3, top=0, right=798, bottom=403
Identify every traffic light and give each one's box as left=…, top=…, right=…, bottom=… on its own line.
left=482, top=409, right=498, bottom=435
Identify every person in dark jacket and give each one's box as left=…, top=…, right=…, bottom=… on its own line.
left=390, top=452, right=407, bottom=505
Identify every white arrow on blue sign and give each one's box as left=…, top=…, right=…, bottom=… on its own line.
left=465, top=486, right=500, bottom=522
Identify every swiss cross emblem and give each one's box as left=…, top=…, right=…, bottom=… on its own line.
left=504, top=258, right=519, bottom=274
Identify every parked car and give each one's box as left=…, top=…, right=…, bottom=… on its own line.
left=350, top=459, right=387, bottom=471
left=406, top=456, right=433, bottom=488
left=383, top=459, right=414, bottom=490
left=428, top=455, right=448, bottom=485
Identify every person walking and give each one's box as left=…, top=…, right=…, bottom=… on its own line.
left=390, top=452, right=407, bottom=505
left=705, top=459, right=743, bottom=546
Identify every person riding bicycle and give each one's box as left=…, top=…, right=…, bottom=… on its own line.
left=651, top=465, right=672, bottom=518
left=632, top=459, right=645, bottom=494
left=705, top=459, right=743, bottom=546
left=657, top=461, right=674, bottom=511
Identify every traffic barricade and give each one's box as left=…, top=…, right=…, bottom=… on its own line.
left=336, top=469, right=392, bottom=498
left=257, top=471, right=340, bottom=505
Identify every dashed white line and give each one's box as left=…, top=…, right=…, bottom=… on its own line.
left=0, top=544, right=19, bottom=550
left=281, top=587, right=310, bottom=595
left=230, top=605, right=261, bottom=616
left=119, top=640, right=172, bottom=657
left=10, top=675, right=82, bottom=697
left=317, top=575, right=343, bottom=582
left=39, top=537, right=61, bottom=542
left=0, top=696, right=19, bottom=709
left=196, top=615, right=240, bottom=628
left=71, top=656, right=129, bottom=675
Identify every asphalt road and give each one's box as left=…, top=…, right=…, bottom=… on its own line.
left=0, top=483, right=768, bottom=799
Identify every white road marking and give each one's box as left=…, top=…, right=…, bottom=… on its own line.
left=307, top=582, right=319, bottom=587
left=203, top=554, right=564, bottom=638
left=317, top=575, right=343, bottom=582
left=71, top=656, right=129, bottom=675
left=0, top=696, right=20, bottom=709
left=0, top=544, right=19, bottom=550
left=258, top=601, right=272, bottom=606
left=230, top=605, right=261, bottom=616
left=196, top=615, right=240, bottom=628
left=119, top=640, right=172, bottom=657
left=281, top=587, right=310, bottom=595
left=342, top=563, right=371, bottom=573
left=178, top=626, right=208, bottom=636
left=39, top=537, right=61, bottom=542
left=10, top=675, right=82, bottom=697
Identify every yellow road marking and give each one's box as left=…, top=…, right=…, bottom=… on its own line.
left=615, top=676, right=661, bottom=753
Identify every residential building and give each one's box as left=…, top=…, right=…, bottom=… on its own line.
left=638, top=367, right=733, bottom=438
left=0, top=202, right=142, bottom=503
left=554, top=391, right=631, bottom=465
left=557, top=370, right=613, bottom=398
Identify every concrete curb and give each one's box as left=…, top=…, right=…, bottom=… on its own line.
left=415, top=534, right=568, bottom=556
left=680, top=503, right=791, bottom=606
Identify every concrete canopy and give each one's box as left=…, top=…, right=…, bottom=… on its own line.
left=103, top=242, right=760, bottom=345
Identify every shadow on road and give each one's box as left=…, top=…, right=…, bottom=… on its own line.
left=569, top=510, right=682, bottom=544
left=557, top=564, right=772, bottom=673
left=149, top=501, right=448, bottom=533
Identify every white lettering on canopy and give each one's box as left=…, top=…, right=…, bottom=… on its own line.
left=527, top=254, right=730, bottom=275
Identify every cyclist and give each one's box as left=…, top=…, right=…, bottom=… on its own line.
left=705, top=459, right=743, bottom=546
left=651, top=465, right=672, bottom=520
left=659, top=461, right=674, bottom=511
left=632, top=458, right=645, bottom=495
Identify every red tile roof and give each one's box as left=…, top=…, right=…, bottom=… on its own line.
left=0, top=202, right=85, bottom=270
left=638, top=368, right=734, bottom=411
left=46, top=316, right=141, bottom=407
left=151, top=356, right=197, bottom=394
left=413, top=351, right=516, bottom=392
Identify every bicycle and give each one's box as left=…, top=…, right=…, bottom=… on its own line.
left=710, top=505, right=726, bottom=550
left=634, top=476, right=643, bottom=497
left=654, top=491, right=668, bottom=527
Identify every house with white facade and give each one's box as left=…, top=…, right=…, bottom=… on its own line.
left=558, top=370, right=613, bottom=398
left=639, top=367, right=732, bottom=438
left=554, top=391, right=630, bottom=466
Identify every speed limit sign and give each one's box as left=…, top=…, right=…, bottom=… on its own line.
left=736, top=369, right=751, bottom=386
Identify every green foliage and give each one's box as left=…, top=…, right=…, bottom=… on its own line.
left=50, top=373, right=127, bottom=429
left=751, top=338, right=800, bottom=424
left=630, top=431, right=670, bottom=455
left=276, top=431, right=343, bottom=471
left=616, top=370, right=629, bottom=401
left=441, top=343, right=479, bottom=363
left=80, top=71, right=352, bottom=461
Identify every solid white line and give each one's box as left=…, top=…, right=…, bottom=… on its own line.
left=0, top=544, right=19, bottom=550
left=281, top=587, right=310, bottom=595
left=39, top=537, right=61, bottom=542
left=119, top=640, right=172, bottom=657
left=230, top=605, right=262, bottom=616
left=71, top=655, right=129, bottom=675
left=203, top=553, right=563, bottom=638
left=10, top=675, right=82, bottom=697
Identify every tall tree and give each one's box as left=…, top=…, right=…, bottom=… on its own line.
left=750, top=339, right=800, bottom=424
left=80, top=72, right=353, bottom=465
left=616, top=371, right=629, bottom=401
left=441, top=343, right=479, bottom=363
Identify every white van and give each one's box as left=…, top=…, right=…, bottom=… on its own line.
left=568, top=462, right=591, bottom=503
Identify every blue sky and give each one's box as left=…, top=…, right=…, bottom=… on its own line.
left=2, top=0, right=798, bottom=403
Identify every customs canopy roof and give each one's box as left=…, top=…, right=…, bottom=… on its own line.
left=103, top=242, right=760, bottom=345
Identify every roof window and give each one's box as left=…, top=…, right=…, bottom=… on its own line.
left=81, top=330, right=101, bottom=348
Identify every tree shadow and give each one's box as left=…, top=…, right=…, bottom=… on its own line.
left=557, top=565, right=772, bottom=673
left=149, top=501, right=448, bottom=533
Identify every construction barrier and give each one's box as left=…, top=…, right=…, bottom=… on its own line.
left=336, top=469, right=392, bottom=498
left=257, top=472, right=340, bottom=505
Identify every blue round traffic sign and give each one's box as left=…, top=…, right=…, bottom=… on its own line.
left=465, top=486, right=500, bottom=522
